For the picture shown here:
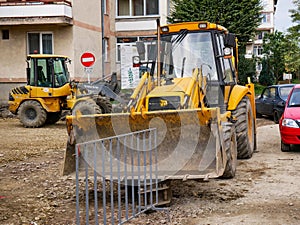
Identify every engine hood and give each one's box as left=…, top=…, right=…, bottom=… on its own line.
left=283, top=106, right=300, bottom=120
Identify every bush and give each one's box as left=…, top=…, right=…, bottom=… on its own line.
left=254, top=83, right=266, bottom=96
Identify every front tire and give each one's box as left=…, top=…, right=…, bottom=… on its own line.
left=281, top=141, right=290, bottom=152
left=232, top=96, right=255, bottom=159
left=96, top=97, right=112, bottom=114
left=72, top=100, right=102, bottom=116
left=18, top=100, right=47, bottom=128
left=221, top=123, right=237, bottom=179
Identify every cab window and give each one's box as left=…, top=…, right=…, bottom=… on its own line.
left=36, top=59, right=52, bottom=87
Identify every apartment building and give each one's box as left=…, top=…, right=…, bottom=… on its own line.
left=0, top=0, right=115, bottom=103
left=114, top=0, right=170, bottom=88
left=0, top=0, right=170, bottom=103
left=245, top=0, right=278, bottom=77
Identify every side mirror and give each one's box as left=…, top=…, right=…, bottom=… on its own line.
left=136, top=41, right=145, bottom=58
left=148, top=42, right=157, bottom=61
left=65, top=58, right=71, bottom=64
left=224, top=33, right=236, bottom=48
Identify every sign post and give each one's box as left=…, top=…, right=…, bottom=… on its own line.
left=81, top=52, right=95, bottom=83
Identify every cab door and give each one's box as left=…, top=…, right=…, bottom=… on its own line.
left=259, top=87, right=276, bottom=115
left=29, top=58, right=54, bottom=98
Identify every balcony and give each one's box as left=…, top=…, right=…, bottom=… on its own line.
left=0, top=0, right=72, bottom=26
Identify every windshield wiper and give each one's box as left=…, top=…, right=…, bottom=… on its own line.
left=171, top=29, right=188, bottom=50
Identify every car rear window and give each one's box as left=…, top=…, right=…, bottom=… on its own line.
left=279, top=86, right=294, bottom=100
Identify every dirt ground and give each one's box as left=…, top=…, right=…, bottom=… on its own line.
left=1, top=117, right=300, bottom=225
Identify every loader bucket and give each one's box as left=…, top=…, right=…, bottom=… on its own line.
left=62, top=108, right=226, bottom=180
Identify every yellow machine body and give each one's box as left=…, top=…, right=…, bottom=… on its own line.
left=63, top=21, right=257, bottom=181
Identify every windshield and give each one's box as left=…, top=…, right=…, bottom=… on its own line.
left=279, top=86, right=294, bottom=101
left=160, top=31, right=217, bottom=80
left=288, top=88, right=300, bottom=107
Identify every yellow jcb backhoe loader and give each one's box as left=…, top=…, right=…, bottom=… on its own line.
left=63, top=21, right=256, bottom=202
left=8, top=54, right=120, bottom=127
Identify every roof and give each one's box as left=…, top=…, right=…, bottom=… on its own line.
left=293, top=84, right=300, bottom=89
left=270, top=84, right=295, bottom=88
left=161, top=21, right=228, bottom=34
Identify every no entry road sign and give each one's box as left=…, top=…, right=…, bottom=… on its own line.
left=80, top=52, right=95, bottom=67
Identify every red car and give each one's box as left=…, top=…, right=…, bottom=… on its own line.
left=279, top=84, right=300, bottom=151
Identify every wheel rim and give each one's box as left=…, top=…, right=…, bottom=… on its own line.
left=25, top=108, right=37, bottom=120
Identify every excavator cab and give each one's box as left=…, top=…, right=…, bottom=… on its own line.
left=24, top=55, right=72, bottom=103
left=27, top=55, right=70, bottom=91
left=134, top=23, right=237, bottom=112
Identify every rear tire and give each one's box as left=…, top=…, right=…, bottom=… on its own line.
left=232, top=96, right=255, bottom=159
left=46, top=112, right=61, bottom=124
left=281, top=141, right=290, bottom=152
left=18, top=100, right=47, bottom=128
left=221, top=123, right=237, bottom=179
left=96, top=97, right=112, bottom=113
left=273, top=110, right=280, bottom=124
left=256, top=111, right=262, bottom=118
left=72, top=100, right=101, bottom=116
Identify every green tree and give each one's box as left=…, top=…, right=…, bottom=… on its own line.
left=288, top=0, right=300, bottom=41
left=262, top=31, right=286, bottom=84
left=259, top=57, right=274, bottom=86
left=168, top=0, right=262, bottom=48
left=286, top=0, right=300, bottom=79
left=237, top=50, right=257, bottom=85
left=283, top=36, right=300, bottom=79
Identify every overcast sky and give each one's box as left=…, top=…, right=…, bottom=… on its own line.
left=274, top=0, right=295, bottom=32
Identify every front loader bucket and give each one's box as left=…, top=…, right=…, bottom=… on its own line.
left=62, top=108, right=227, bottom=180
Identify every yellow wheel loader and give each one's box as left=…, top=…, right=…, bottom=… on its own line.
left=63, top=21, right=256, bottom=203
left=8, top=54, right=119, bottom=128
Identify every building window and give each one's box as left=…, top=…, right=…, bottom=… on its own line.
left=116, top=36, right=156, bottom=62
left=117, top=0, right=159, bottom=17
left=253, top=45, right=263, bottom=56
left=146, top=0, right=158, bottom=15
left=257, top=31, right=270, bottom=40
left=261, top=13, right=270, bottom=23
left=117, top=37, right=138, bottom=62
left=2, top=30, right=9, bottom=40
left=104, top=38, right=109, bottom=62
left=103, top=0, right=107, bottom=14
left=27, top=33, right=53, bottom=54
left=257, top=32, right=263, bottom=40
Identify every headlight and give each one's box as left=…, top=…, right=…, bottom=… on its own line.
left=282, top=118, right=299, bottom=128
